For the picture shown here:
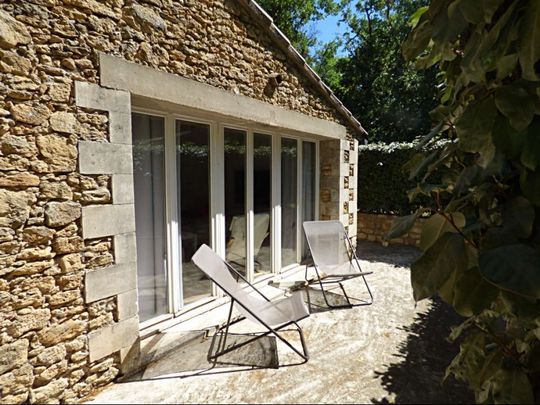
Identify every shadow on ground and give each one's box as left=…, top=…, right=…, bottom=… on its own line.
left=357, top=241, right=421, bottom=267
left=371, top=297, right=474, bottom=404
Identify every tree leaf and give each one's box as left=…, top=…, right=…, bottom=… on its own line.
left=519, top=0, right=540, bottom=81
left=496, top=53, right=519, bottom=79
left=520, top=169, right=540, bottom=206
left=495, top=85, right=536, bottom=132
left=491, top=114, right=527, bottom=160
left=402, top=19, right=432, bottom=61
left=502, top=196, right=535, bottom=239
left=455, top=97, right=497, bottom=154
left=409, top=6, right=429, bottom=28
left=453, top=267, right=499, bottom=317
left=457, top=0, right=484, bottom=24
left=420, top=212, right=465, bottom=251
left=490, top=368, right=535, bottom=404
left=479, top=244, right=540, bottom=298
left=482, top=0, right=506, bottom=24
left=520, top=118, right=540, bottom=170
left=385, top=211, right=419, bottom=240
left=411, top=232, right=467, bottom=301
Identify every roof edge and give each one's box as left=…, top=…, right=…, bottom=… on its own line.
left=238, top=0, right=368, bottom=137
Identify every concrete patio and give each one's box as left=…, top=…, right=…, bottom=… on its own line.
left=86, top=242, right=472, bottom=404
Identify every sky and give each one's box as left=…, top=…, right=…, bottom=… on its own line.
left=307, top=13, right=349, bottom=56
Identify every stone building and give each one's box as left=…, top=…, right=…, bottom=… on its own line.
left=0, top=0, right=365, bottom=402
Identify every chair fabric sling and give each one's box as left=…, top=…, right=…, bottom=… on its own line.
left=191, top=244, right=310, bottom=366
left=303, top=220, right=374, bottom=309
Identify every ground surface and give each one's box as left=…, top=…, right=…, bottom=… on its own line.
left=87, top=242, right=473, bottom=404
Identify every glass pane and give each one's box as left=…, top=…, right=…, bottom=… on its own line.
left=224, top=128, right=247, bottom=276
left=132, top=113, right=167, bottom=322
left=302, top=141, right=316, bottom=261
left=253, top=133, right=272, bottom=276
left=281, top=138, right=298, bottom=267
left=176, top=120, right=212, bottom=305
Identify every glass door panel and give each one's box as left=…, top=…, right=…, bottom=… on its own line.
left=253, top=133, right=272, bottom=276
left=281, top=138, right=298, bottom=267
left=132, top=113, right=168, bottom=322
left=176, top=120, right=212, bottom=305
left=302, top=141, right=316, bottom=261
left=224, top=128, right=247, bottom=276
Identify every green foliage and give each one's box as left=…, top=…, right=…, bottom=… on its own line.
left=390, top=0, right=540, bottom=402
left=336, top=0, right=439, bottom=142
left=255, top=0, right=348, bottom=59
left=357, top=141, right=443, bottom=215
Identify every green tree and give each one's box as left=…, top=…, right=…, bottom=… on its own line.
left=255, top=0, right=347, bottom=59
left=337, top=0, right=438, bottom=143
left=392, top=0, right=540, bottom=402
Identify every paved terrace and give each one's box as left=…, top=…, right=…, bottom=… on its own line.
left=87, top=242, right=472, bottom=404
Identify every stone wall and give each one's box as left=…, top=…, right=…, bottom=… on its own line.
left=0, top=0, right=359, bottom=403
left=357, top=212, right=425, bottom=247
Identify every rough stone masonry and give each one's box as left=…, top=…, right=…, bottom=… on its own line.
left=0, top=0, right=360, bottom=403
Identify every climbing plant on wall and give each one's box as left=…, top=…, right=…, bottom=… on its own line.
left=390, top=0, right=540, bottom=402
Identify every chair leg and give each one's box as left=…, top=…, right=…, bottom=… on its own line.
left=310, top=266, right=373, bottom=309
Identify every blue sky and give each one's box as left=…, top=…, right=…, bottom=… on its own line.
left=306, top=6, right=357, bottom=56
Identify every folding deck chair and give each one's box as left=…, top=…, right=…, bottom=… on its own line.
left=191, top=244, right=310, bottom=367
left=303, top=220, right=374, bottom=309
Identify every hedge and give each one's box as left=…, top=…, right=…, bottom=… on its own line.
left=357, top=141, right=442, bottom=215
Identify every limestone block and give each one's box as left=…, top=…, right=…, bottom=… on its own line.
left=124, top=4, right=167, bottom=33
left=74, top=81, right=130, bottom=114
left=36, top=134, right=77, bottom=172
left=112, top=174, right=134, bottom=204
left=52, top=236, right=84, bottom=254
left=10, top=104, right=50, bottom=126
left=7, top=309, right=50, bottom=338
left=0, top=134, right=36, bottom=157
left=0, top=10, right=31, bottom=48
left=40, top=182, right=73, bottom=200
left=35, top=344, right=66, bottom=366
left=81, top=204, right=135, bottom=239
left=30, top=378, right=69, bottom=404
left=0, top=172, right=40, bottom=188
left=0, top=339, right=28, bottom=375
left=48, top=82, right=71, bottom=102
left=85, top=263, right=136, bottom=303
left=44, top=201, right=81, bottom=228
left=109, top=111, right=132, bottom=144
left=117, top=289, right=138, bottom=321
left=0, top=190, right=30, bottom=228
left=58, top=253, right=84, bottom=273
left=114, top=233, right=136, bottom=264
left=78, top=141, right=133, bottom=175
left=38, top=320, right=86, bottom=346
left=49, top=111, right=77, bottom=133
left=88, top=316, right=139, bottom=362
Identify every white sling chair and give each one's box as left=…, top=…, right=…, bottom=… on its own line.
left=303, top=220, right=373, bottom=309
left=192, top=244, right=310, bottom=366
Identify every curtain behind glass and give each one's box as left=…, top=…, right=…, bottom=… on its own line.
left=132, top=113, right=167, bottom=322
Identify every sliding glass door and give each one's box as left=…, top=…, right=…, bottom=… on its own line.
left=133, top=111, right=319, bottom=325
left=281, top=138, right=298, bottom=268
left=176, top=120, right=212, bottom=305
left=253, top=133, right=272, bottom=276
left=132, top=113, right=168, bottom=323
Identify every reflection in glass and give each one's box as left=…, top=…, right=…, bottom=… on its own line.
left=176, top=120, right=212, bottom=305
left=253, top=133, right=272, bottom=275
left=302, top=141, right=316, bottom=261
left=132, top=113, right=167, bottom=322
left=224, top=128, right=247, bottom=276
left=281, top=138, right=298, bottom=267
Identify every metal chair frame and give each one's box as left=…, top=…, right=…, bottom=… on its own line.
left=304, top=221, right=374, bottom=309
left=201, top=258, right=309, bottom=367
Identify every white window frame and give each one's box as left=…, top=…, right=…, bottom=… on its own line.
left=132, top=107, right=320, bottom=326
